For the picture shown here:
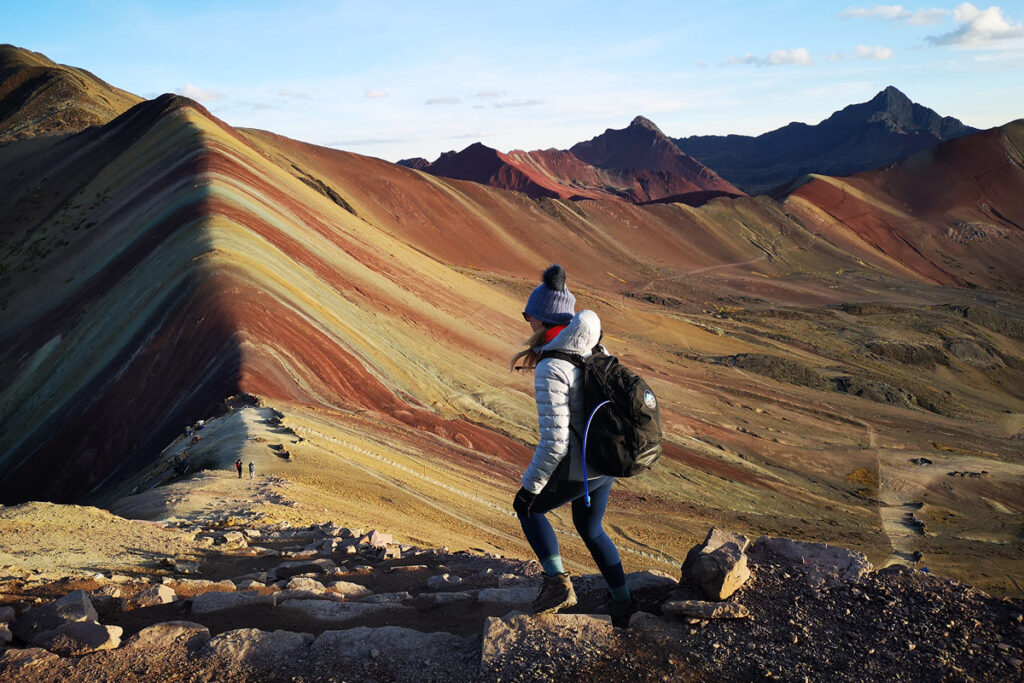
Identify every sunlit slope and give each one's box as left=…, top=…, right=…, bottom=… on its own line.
left=2, top=94, right=1022, bottom=595
left=239, top=127, right=881, bottom=304
left=785, top=121, right=1024, bottom=290
left=0, top=44, right=142, bottom=141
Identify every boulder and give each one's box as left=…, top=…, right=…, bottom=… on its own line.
left=285, top=576, right=326, bottom=594
left=497, top=573, right=532, bottom=587
left=481, top=614, right=614, bottom=673
left=191, top=591, right=274, bottom=615
left=236, top=579, right=264, bottom=590
left=358, top=530, right=393, bottom=548
left=271, top=558, right=338, bottom=581
left=276, top=599, right=410, bottom=626
left=0, top=623, right=11, bottom=645
left=0, top=606, right=14, bottom=623
left=662, top=600, right=751, bottom=619
left=692, top=543, right=750, bottom=601
left=95, top=584, right=122, bottom=599
left=680, top=528, right=753, bottom=601
left=327, top=580, right=373, bottom=598
left=477, top=587, right=536, bottom=607
left=417, top=591, right=478, bottom=607
left=427, top=573, right=463, bottom=590
left=361, top=591, right=413, bottom=604
left=132, top=584, right=178, bottom=608
left=242, top=529, right=262, bottom=539
left=749, top=536, right=873, bottom=586
left=681, top=527, right=750, bottom=576
left=310, top=626, right=464, bottom=665
left=231, top=571, right=268, bottom=584
left=33, top=621, right=123, bottom=656
left=13, top=590, right=98, bottom=641
left=379, top=544, right=402, bottom=560
left=625, top=569, right=678, bottom=593
left=205, top=628, right=313, bottom=662
left=126, top=621, right=211, bottom=651
left=220, top=531, right=247, bottom=547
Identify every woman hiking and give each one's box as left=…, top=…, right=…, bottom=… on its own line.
left=510, top=264, right=635, bottom=624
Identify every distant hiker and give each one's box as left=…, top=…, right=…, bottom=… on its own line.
left=235, top=459, right=243, bottom=478
left=510, top=264, right=636, bottom=624
left=248, top=461, right=255, bottom=479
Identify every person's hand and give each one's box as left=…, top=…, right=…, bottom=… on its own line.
left=513, top=488, right=537, bottom=516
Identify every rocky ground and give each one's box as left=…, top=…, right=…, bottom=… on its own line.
left=1, top=502, right=1022, bottom=682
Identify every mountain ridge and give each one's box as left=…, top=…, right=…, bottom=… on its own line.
left=674, top=86, right=978, bottom=194
left=0, top=44, right=142, bottom=141
left=1, top=47, right=1023, bottom=627
left=404, top=117, right=744, bottom=204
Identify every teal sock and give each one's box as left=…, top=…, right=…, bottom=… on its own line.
left=608, top=583, right=631, bottom=603
left=540, top=556, right=564, bottom=576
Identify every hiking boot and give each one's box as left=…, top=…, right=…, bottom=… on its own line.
left=596, top=595, right=638, bottom=628
left=531, top=572, right=577, bottom=615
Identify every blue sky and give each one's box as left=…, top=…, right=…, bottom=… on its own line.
left=6, top=1, right=1024, bottom=161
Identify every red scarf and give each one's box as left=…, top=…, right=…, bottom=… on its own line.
left=543, top=325, right=567, bottom=345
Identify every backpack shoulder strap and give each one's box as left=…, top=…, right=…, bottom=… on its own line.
left=539, top=350, right=586, bottom=368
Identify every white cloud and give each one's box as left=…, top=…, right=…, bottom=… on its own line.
left=425, top=96, right=461, bottom=105
left=364, top=89, right=388, bottom=99
left=827, top=52, right=845, bottom=61
left=175, top=83, right=225, bottom=102
left=841, top=5, right=950, bottom=25
left=854, top=44, right=895, bottom=59
left=278, top=89, right=310, bottom=100
left=927, top=3, right=1024, bottom=47
left=728, top=48, right=812, bottom=66
left=492, top=98, right=543, bottom=108
left=475, top=89, right=501, bottom=98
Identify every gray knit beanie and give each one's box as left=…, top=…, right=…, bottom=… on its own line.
left=524, top=264, right=576, bottom=325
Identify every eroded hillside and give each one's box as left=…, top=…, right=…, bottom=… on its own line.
left=1, top=61, right=1022, bottom=598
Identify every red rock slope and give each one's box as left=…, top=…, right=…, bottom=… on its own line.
left=784, top=120, right=1024, bottom=289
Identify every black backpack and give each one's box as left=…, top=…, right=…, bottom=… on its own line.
left=541, top=349, right=662, bottom=477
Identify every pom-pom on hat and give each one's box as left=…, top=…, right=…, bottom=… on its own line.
left=524, top=264, right=576, bottom=325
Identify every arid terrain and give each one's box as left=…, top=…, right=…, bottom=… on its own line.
left=0, top=43, right=1023, bottom=680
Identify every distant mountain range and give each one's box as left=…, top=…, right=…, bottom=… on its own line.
left=674, top=86, right=978, bottom=194
left=403, top=87, right=977, bottom=201
left=400, top=117, right=743, bottom=204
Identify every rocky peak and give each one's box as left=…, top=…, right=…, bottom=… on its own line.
left=872, top=85, right=912, bottom=111
left=629, top=115, right=665, bottom=136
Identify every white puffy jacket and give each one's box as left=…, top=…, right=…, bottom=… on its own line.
left=521, top=310, right=613, bottom=494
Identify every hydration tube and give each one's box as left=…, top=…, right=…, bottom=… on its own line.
left=580, top=399, right=611, bottom=508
